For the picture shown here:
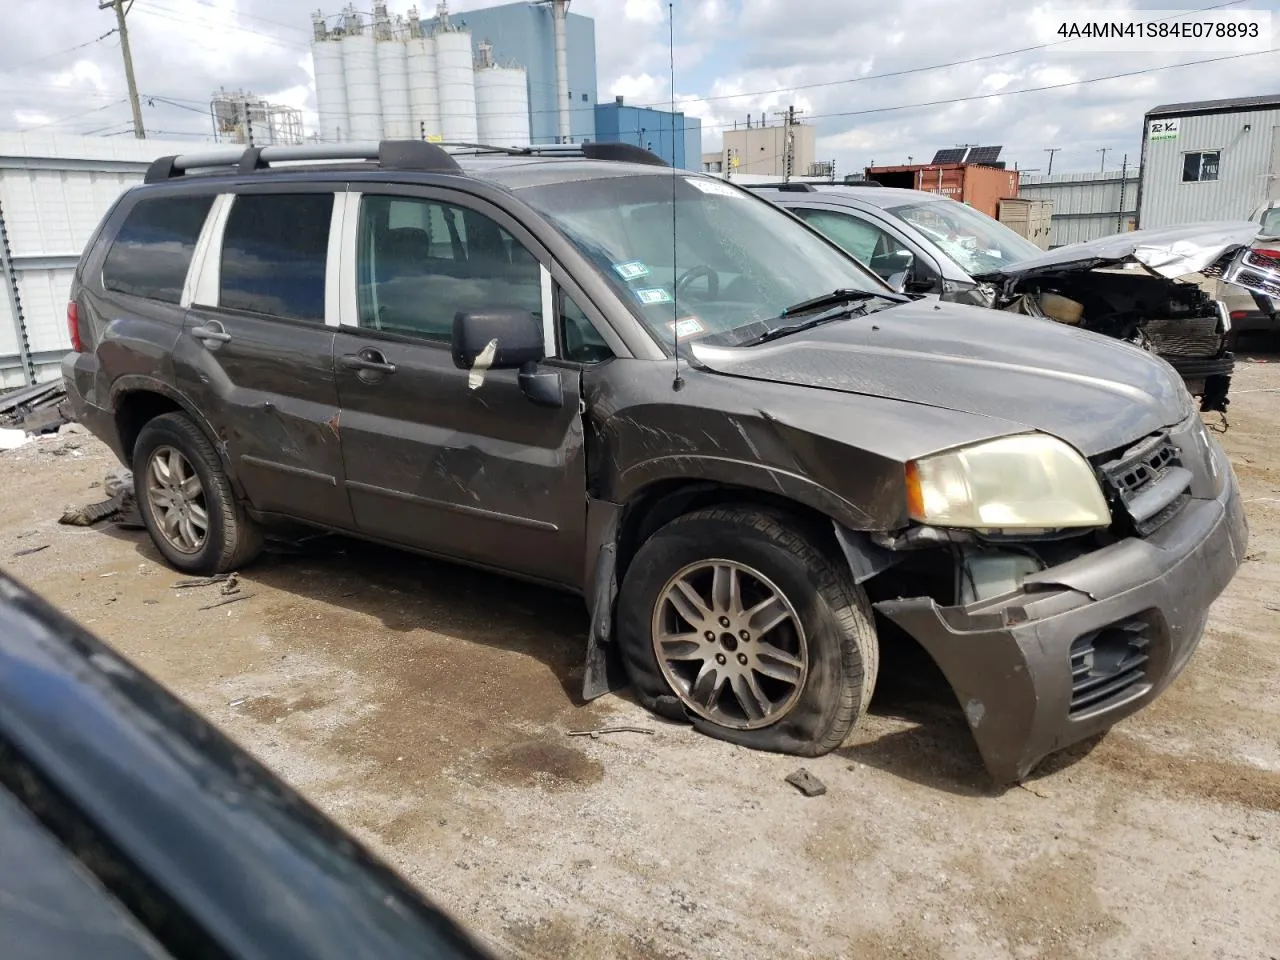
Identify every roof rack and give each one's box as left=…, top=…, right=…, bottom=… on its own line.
left=143, top=140, right=463, bottom=184
left=437, top=141, right=669, bottom=167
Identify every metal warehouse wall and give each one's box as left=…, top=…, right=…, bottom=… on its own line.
left=1138, top=107, right=1280, bottom=228
left=1019, top=169, right=1139, bottom=247
left=0, top=134, right=191, bottom=389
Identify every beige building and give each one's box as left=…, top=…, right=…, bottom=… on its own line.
left=703, top=122, right=816, bottom=178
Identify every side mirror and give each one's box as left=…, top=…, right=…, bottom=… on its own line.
left=885, top=252, right=915, bottom=293
left=451, top=308, right=544, bottom=372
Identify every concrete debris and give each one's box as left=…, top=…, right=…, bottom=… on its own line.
left=0, top=427, right=30, bottom=450
left=785, top=767, right=827, bottom=797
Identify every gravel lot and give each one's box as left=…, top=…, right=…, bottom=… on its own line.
left=3, top=349, right=1278, bottom=960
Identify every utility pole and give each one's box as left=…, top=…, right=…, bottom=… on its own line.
left=774, top=104, right=802, bottom=181
left=1117, top=154, right=1129, bottom=232
left=100, top=0, right=145, bottom=138
left=1044, top=146, right=1060, bottom=175
left=1097, top=147, right=1109, bottom=172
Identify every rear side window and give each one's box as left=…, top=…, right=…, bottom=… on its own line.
left=220, top=194, right=333, bottom=321
left=101, top=195, right=214, bottom=303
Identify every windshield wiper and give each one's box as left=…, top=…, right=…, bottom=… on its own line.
left=739, top=301, right=874, bottom=347
left=780, top=288, right=905, bottom=317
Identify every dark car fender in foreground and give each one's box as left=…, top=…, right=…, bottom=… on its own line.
left=0, top=573, right=496, bottom=960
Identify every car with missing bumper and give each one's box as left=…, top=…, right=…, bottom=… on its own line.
left=748, top=182, right=1280, bottom=413
left=62, top=140, right=1247, bottom=783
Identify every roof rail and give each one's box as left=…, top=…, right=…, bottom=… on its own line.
left=739, top=182, right=818, bottom=192
left=143, top=139, right=463, bottom=184
left=437, top=141, right=669, bottom=167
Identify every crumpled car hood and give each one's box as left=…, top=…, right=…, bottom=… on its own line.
left=690, top=299, right=1193, bottom=457
left=975, top=220, right=1261, bottom=283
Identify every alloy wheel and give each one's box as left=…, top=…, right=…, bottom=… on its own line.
left=651, top=559, right=808, bottom=729
left=145, top=445, right=209, bottom=555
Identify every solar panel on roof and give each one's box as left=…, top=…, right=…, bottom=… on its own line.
left=930, top=148, right=967, bottom=164
left=967, top=145, right=1003, bottom=165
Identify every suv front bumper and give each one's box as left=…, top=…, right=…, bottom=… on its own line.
left=875, top=446, right=1248, bottom=784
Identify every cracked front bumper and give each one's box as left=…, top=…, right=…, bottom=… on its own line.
left=874, top=447, right=1248, bottom=784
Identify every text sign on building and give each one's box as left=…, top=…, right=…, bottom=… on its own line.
left=1148, top=118, right=1179, bottom=141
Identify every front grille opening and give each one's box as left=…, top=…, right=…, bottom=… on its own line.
left=1096, top=431, right=1190, bottom=537
left=1069, top=619, right=1151, bottom=716
left=1111, top=442, right=1176, bottom=497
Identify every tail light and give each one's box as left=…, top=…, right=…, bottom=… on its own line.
left=1230, top=310, right=1249, bottom=320
left=67, top=301, right=84, bottom=352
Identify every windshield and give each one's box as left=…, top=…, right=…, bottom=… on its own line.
left=1260, top=205, right=1280, bottom=238
left=517, top=174, right=889, bottom=350
left=889, top=199, right=1043, bottom=276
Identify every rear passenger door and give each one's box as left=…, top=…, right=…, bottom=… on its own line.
left=175, top=186, right=353, bottom=528
left=331, top=188, right=588, bottom=588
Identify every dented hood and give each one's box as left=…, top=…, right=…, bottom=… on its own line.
left=690, top=299, right=1193, bottom=457
left=975, top=220, right=1261, bottom=283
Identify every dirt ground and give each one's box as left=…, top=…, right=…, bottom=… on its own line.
left=3, top=348, right=1279, bottom=960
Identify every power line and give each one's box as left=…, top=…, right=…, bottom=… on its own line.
left=630, top=0, right=1252, bottom=111
left=3, top=29, right=118, bottom=71
left=17, top=99, right=129, bottom=132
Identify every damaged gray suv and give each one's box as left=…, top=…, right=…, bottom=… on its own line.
left=63, top=140, right=1248, bottom=783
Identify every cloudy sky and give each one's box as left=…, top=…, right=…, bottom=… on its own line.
left=2, top=0, right=1277, bottom=176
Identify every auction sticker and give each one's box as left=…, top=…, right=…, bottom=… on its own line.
left=636, top=287, right=673, bottom=305
left=613, top=260, right=651, bottom=281
left=667, top=316, right=706, bottom=337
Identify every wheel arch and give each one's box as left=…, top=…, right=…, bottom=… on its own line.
left=110, top=377, right=244, bottom=499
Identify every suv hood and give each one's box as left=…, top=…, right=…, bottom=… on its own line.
left=689, top=299, right=1192, bottom=457
left=974, top=220, right=1261, bottom=284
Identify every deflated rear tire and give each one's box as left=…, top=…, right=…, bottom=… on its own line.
left=616, top=506, right=878, bottom=756
left=133, top=412, right=263, bottom=576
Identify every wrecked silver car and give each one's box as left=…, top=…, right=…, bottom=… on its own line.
left=752, top=184, right=1280, bottom=413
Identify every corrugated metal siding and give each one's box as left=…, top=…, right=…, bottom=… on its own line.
left=0, top=134, right=192, bottom=385
left=1138, top=108, right=1280, bottom=228
left=1019, top=170, right=1139, bottom=247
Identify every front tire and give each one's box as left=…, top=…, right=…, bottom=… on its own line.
left=616, top=506, right=878, bottom=756
left=132, top=412, right=263, bottom=575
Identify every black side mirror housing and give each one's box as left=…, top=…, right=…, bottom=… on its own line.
left=451, top=309, right=544, bottom=371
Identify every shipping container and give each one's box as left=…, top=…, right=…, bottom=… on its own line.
left=863, top=163, right=1020, bottom=219
left=997, top=198, right=1054, bottom=249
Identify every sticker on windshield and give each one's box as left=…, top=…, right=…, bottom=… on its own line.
left=612, top=260, right=651, bottom=281
left=685, top=177, right=743, bottom=198
left=635, top=287, right=673, bottom=305
left=667, top=316, right=705, bottom=337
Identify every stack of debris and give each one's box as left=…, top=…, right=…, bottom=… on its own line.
left=0, top=380, right=74, bottom=437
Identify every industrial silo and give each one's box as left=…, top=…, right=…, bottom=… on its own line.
left=310, top=12, right=348, bottom=142
left=434, top=24, right=477, bottom=143
left=340, top=6, right=383, bottom=142
left=474, top=47, right=529, bottom=147
left=405, top=10, right=441, bottom=140
left=374, top=16, right=411, bottom=139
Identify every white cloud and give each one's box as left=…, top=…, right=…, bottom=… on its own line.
left=624, top=0, right=665, bottom=25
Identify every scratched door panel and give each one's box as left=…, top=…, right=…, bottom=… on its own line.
left=176, top=308, right=351, bottom=526
left=332, top=330, right=586, bottom=587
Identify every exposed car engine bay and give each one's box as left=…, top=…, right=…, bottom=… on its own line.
left=995, top=268, right=1233, bottom=413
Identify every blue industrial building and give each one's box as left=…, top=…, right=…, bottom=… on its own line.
left=593, top=97, right=702, bottom=170
left=431, top=1, right=598, bottom=145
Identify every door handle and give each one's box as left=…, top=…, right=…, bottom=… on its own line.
left=191, top=323, right=231, bottom=344
left=340, top=349, right=396, bottom=376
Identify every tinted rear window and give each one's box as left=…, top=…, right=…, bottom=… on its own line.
left=220, top=194, right=333, bottom=321
left=101, top=194, right=214, bottom=303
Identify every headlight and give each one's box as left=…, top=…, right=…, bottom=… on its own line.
left=905, top=434, right=1110, bottom=530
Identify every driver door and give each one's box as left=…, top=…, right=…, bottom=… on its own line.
left=332, top=189, right=587, bottom=588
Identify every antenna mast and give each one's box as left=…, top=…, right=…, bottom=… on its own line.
left=669, top=1, right=682, bottom=391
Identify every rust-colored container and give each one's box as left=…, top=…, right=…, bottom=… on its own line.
left=864, top=163, right=1020, bottom=219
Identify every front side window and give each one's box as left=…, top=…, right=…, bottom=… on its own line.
left=889, top=199, right=1043, bottom=276
left=793, top=208, right=913, bottom=280
left=102, top=194, right=214, bottom=303
left=357, top=196, right=542, bottom=344
left=220, top=193, right=333, bottom=321
left=1182, top=151, right=1220, bottom=183
left=516, top=175, right=887, bottom=350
